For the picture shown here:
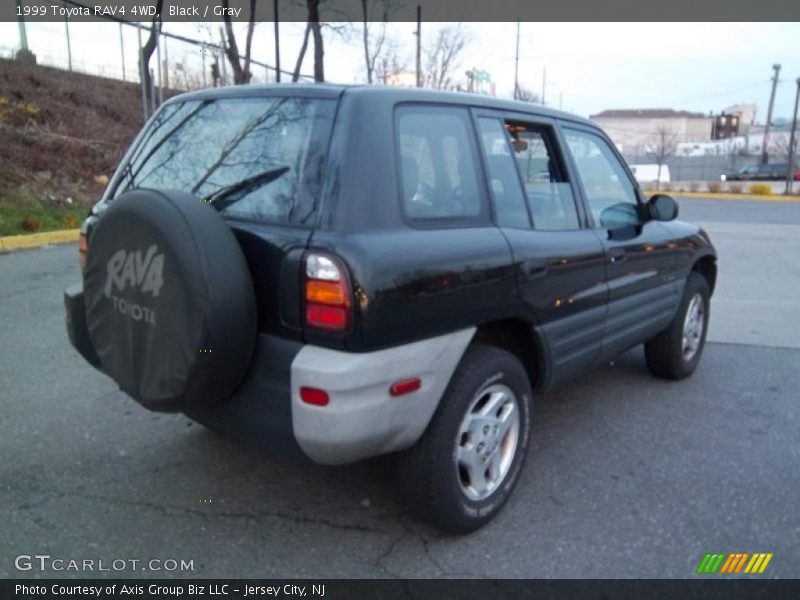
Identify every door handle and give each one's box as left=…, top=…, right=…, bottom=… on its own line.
left=609, top=253, right=627, bottom=263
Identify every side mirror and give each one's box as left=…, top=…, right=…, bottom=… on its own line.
left=648, top=194, right=679, bottom=222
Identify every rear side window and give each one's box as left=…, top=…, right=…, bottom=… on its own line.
left=112, top=96, right=336, bottom=226
left=477, top=118, right=530, bottom=229
left=396, top=106, right=485, bottom=223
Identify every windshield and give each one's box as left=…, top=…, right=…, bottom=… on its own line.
left=111, top=96, right=336, bottom=225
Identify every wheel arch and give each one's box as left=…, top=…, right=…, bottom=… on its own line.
left=691, top=254, right=717, bottom=295
left=473, top=318, right=547, bottom=392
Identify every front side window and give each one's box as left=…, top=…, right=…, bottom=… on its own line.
left=563, top=128, right=640, bottom=228
left=112, top=96, right=336, bottom=225
left=507, top=122, right=580, bottom=231
left=396, top=106, right=484, bottom=222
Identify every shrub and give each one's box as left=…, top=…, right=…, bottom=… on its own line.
left=729, top=183, right=743, bottom=193
left=707, top=181, right=722, bottom=193
left=20, top=216, right=42, bottom=232
left=62, top=215, right=80, bottom=228
left=748, top=183, right=772, bottom=196
left=689, top=182, right=700, bottom=192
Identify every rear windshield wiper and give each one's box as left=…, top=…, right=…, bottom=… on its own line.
left=202, top=166, right=290, bottom=211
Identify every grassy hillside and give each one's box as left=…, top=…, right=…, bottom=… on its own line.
left=0, top=57, right=145, bottom=235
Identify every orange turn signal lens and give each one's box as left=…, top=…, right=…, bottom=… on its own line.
left=306, top=280, right=348, bottom=306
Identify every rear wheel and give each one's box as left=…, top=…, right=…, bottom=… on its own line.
left=645, top=272, right=710, bottom=380
left=397, top=344, right=533, bottom=533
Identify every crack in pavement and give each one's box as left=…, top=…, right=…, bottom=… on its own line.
left=3, top=485, right=393, bottom=536
left=2, top=485, right=453, bottom=578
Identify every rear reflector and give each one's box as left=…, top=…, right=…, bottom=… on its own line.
left=390, top=378, right=422, bottom=397
left=300, top=387, right=329, bottom=406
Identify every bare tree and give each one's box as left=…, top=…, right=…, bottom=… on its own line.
left=516, top=85, right=540, bottom=103
left=170, top=60, right=205, bottom=91
left=360, top=0, right=401, bottom=84
left=292, top=23, right=312, bottom=82
left=221, top=0, right=258, bottom=84
left=308, top=0, right=325, bottom=82
left=139, top=0, right=164, bottom=112
left=374, top=39, right=408, bottom=85
left=423, top=25, right=469, bottom=90
left=291, top=0, right=325, bottom=82
left=648, top=123, right=679, bottom=190
left=768, top=132, right=792, bottom=160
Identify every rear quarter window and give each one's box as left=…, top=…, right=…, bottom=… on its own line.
left=395, top=105, right=487, bottom=225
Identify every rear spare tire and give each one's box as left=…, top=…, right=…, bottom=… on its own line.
left=83, top=189, right=256, bottom=412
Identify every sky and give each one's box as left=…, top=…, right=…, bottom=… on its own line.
left=1, top=20, right=798, bottom=121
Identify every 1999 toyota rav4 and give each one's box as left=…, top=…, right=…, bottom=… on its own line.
left=65, top=85, right=717, bottom=533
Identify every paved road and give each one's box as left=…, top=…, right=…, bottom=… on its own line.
left=1, top=197, right=799, bottom=578
left=677, top=196, right=800, bottom=349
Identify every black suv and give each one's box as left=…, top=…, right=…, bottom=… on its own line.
left=65, top=85, right=717, bottom=532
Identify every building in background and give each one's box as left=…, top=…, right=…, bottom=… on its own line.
left=724, top=103, right=758, bottom=127
left=590, top=108, right=713, bottom=157
left=711, top=113, right=741, bottom=140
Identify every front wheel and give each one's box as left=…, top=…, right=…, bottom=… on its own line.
left=645, top=272, right=711, bottom=380
left=396, top=344, right=533, bottom=533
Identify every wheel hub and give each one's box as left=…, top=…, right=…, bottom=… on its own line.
left=681, top=293, right=705, bottom=362
left=455, top=383, right=520, bottom=502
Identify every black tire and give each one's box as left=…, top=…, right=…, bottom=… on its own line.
left=396, top=344, right=533, bottom=534
left=645, top=272, right=710, bottom=380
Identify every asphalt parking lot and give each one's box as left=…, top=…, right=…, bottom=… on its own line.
left=1, top=197, right=799, bottom=579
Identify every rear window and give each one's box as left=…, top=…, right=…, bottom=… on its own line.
left=111, top=96, right=336, bottom=226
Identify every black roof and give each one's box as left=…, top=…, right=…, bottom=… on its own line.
left=167, top=83, right=595, bottom=128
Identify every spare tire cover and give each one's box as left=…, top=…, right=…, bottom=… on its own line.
left=84, top=189, right=257, bottom=412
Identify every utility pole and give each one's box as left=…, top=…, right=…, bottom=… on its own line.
left=273, top=0, right=281, bottom=82
left=786, top=77, right=800, bottom=195
left=761, top=63, right=781, bottom=165
left=513, top=22, right=520, bottom=100
left=541, top=67, right=546, bottom=106
left=119, top=23, right=126, bottom=81
left=64, top=16, right=72, bottom=71
left=15, top=0, right=28, bottom=50
left=415, top=5, right=422, bottom=87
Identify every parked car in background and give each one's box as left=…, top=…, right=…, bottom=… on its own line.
left=721, top=163, right=799, bottom=181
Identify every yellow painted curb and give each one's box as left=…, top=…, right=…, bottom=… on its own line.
left=0, top=229, right=80, bottom=251
left=644, top=190, right=800, bottom=203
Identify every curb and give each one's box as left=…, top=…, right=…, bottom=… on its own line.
left=644, top=191, right=800, bottom=203
left=0, top=229, right=80, bottom=252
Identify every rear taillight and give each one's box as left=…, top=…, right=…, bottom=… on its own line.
left=78, top=233, right=88, bottom=270
left=304, top=252, right=352, bottom=332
